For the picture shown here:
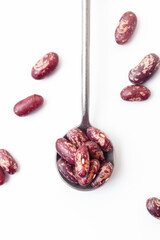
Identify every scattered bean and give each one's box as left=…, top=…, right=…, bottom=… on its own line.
left=14, top=94, right=44, bottom=116
left=115, top=11, right=137, bottom=44
left=31, top=52, right=59, bottom=79
left=120, top=85, right=151, bottom=101
left=0, top=149, right=18, bottom=174
left=0, top=167, right=5, bottom=185
left=146, top=197, right=160, bottom=219
left=129, top=53, right=160, bottom=84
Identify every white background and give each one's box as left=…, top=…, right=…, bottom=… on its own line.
left=0, top=0, right=160, bottom=239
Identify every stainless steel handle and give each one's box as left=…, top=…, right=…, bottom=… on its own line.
left=81, top=0, right=90, bottom=127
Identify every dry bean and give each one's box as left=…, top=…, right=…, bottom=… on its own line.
left=57, top=158, right=78, bottom=184
left=56, top=138, right=77, bottom=165
left=14, top=94, right=44, bottom=116
left=146, top=197, right=160, bottom=219
left=0, top=149, right=18, bottom=174
left=120, top=85, right=151, bottom=101
left=75, top=145, right=90, bottom=177
left=129, top=53, right=160, bottom=84
left=31, top=52, right=58, bottom=79
left=84, top=141, right=104, bottom=160
left=87, top=127, right=112, bottom=152
left=91, top=161, right=113, bottom=188
left=115, top=11, right=137, bottom=44
left=67, top=128, right=88, bottom=148
left=0, top=167, right=5, bottom=185
left=76, top=159, right=100, bottom=186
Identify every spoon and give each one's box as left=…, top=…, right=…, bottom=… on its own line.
left=56, top=0, right=114, bottom=190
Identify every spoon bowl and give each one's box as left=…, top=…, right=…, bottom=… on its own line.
left=56, top=121, right=115, bottom=191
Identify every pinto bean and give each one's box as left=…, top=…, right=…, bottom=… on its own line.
left=120, top=85, right=151, bottom=101
left=57, top=158, right=78, bottom=184
left=115, top=11, right=137, bottom=44
left=129, top=53, right=160, bottom=84
left=75, top=145, right=90, bottom=177
left=67, top=128, right=88, bottom=148
left=0, top=167, right=5, bottom=185
left=84, top=141, right=104, bottom=160
left=0, top=149, right=18, bottom=174
left=91, top=161, right=113, bottom=188
left=56, top=138, right=77, bottom=165
left=31, top=52, right=58, bottom=79
left=76, top=159, right=100, bottom=186
left=146, top=197, right=160, bottom=219
left=87, top=127, right=113, bottom=152
left=14, top=94, right=44, bottom=116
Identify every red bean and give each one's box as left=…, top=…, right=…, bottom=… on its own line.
left=0, top=167, right=5, bottom=185
left=87, top=127, right=113, bottom=152
left=129, top=53, right=160, bottom=84
left=57, top=158, right=78, bottom=184
left=84, top=141, right=104, bottom=161
left=67, top=128, right=88, bottom=148
left=31, top=52, right=59, bottom=79
left=91, top=161, right=113, bottom=188
left=146, top=197, right=160, bottom=219
left=120, top=85, right=151, bottom=101
left=0, top=149, right=18, bottom=174
left=115, top=11, right=137, bottom=44
left=75, top=145, right=90, bottom=177
left=56, top=138, right=77, bottom=165
left=76, top=159, right=100, bottom=186
left=14, top=94, right=44, bottom=116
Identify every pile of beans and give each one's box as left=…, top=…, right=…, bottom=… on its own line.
left=56, top=127, right=113, bottom=188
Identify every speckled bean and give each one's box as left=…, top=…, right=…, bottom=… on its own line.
left=75, top=145, right=90, bottom=177
left=14, top=94, right=44, bottom=116
left=57, top=158, right=78, bottom=184
left=67, top=128, right=88, bottom=148
left=120, top=85, right=151, bottom=101
left=56, top=138, right=77, bottom=165
left=91, top=161, right=113, bottom=188
left=146, top=197, right=160, bottom=219
left=0, top=149, right=18, bottom=174
left=115, top=11, right=137, bottom=44
left=87, top=127, right=113, bottom=152
left=84, top=141, right=104, bottom=160
left=0, top=167, right=5, bottom=185
left=31, top=52, right=59, bottom=79
left=76, top=159, right=100, bottom=186
left=129, top=53, right=160, bottom=84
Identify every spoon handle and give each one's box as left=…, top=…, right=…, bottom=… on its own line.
left=81, top=0, right=90, bottom=128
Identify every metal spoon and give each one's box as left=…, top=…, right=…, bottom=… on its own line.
left=56, top=0, right=114, bottom=190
